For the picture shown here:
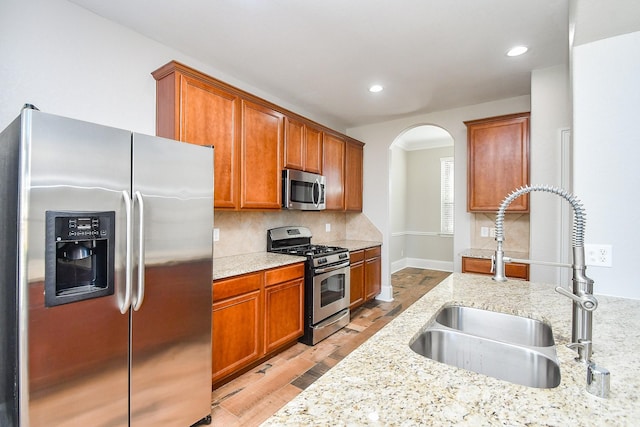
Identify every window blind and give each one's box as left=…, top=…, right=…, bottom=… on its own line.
left=440, top=157, right=454, bottom=234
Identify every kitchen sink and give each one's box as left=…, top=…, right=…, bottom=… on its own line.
left=409, top=305, right=561, bottom=389
left=435, top=305, right=555, bottom=347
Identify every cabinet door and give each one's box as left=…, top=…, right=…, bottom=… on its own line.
left=180, top=74, right=241, bottom=209
left=345, top=139, right=364, bottom=212
left=364, top=247, right=382, bottom=300
left=284, top=117, right=305, bottom=171
left=212, top=290, right=262, bottom=384
left=466, top=113, right=530, bottom=212
left=461, top=256, right=529, bottom=280
left=323, top=133, right=345, bottom=210
left=349, top=264, right=364, bottom=310
left=305, top=125, right=323, bottom=174
left=241, top=101, right=283, bottom=209
left=264, top=278, right=304, bottom=353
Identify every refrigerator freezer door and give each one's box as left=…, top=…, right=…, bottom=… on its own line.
left=24, top=110, right=131, bottom=426
left=130, top=133, right=213, bottom=425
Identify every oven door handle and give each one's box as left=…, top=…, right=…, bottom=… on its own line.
left=314, top=260, right=350, bottom=274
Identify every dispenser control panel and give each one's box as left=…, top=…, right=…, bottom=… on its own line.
left=56, top=216, right=108, bottom=240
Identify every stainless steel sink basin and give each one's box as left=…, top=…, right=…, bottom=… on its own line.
left=409, top=305, right=561, bottom=389
left=435, top=305, right=555, bottom=347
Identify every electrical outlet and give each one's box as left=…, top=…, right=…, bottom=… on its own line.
left=213, top=228, right=220, bottom=242
left=585, top=244, right=613, bottom=267
left=480, top=227, right=489, bottom=237
left=325, top=223, right=331, bottom=232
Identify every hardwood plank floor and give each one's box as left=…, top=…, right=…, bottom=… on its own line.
left=210, top=268, right=451, bottom=426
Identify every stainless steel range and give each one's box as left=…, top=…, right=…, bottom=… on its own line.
left=267, top=226, right=350, bottom=345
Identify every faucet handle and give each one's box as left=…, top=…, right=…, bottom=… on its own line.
left=555, top=286, right=598, bottom=311
left=567, top=339, right=592, bottom=363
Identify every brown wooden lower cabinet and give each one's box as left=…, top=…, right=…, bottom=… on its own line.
left=350, top=246, right=382, bottom=310
left=264, top=272, right=304, bottom=353
left=461, top=256, right=529, bottom=280
left=212, top=288, right=261, bottom=383
left=364, top=246, right=382, bottom=300
left=349, top=250, right=365, bottom=309
left=211, top=262, right=304, bottom=386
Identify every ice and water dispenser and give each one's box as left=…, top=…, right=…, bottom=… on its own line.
left=45, top=211, right=115, bottom=307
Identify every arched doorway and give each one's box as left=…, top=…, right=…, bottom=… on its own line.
left=389, top=124, right=455, bottom=273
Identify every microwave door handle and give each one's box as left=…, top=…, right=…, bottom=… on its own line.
left=313, top=178, right=320, bottom=207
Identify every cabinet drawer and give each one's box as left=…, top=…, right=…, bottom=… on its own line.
left=365, top=246, right=381, bottom=259
left=265, top=263, right=305, bottom=287
left=213, top=272, right=262, bottom=302
left=350, top=250, right=364, bottom=263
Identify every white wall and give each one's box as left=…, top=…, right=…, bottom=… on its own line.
left=390, top=145, right=454, bottom=273
left=529, top=64, right=571, bottom=284
left=0, top=0, right=340, bottom=133
left=389, top=146, right=407, bottom=263
left=406, top=147, right=453, bottom=234
left=572, top=31, right=640, bottom=299
left=348, top=96, right=531, bottom=299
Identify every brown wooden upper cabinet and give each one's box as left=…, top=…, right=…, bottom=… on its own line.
left=345, top=138, right=364, bottom=212
left=322, top=134, right=364, bottom=212
left=240, top=100, right=283, bottom=209
left=152, top=62, right=241, bottom=209
left=323, top=133, right=346, bottom=210
left=152, top=60, right=364, bottom=212
left=284, top=117, right=323, bottom=174
left=465, top=112, right=530, bottom=212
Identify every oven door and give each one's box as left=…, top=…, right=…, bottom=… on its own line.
left=312, top=262, right=350, bottom=324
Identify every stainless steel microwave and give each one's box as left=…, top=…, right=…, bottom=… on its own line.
left=282, top=169, right=326, bottom=210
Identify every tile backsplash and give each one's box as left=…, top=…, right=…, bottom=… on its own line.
left=213, top=211, right=382, bottom=258
left=471, top=213, right=530, bottom=253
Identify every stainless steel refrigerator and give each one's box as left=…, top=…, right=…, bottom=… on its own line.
left=0, top=106, right=214, bottom=426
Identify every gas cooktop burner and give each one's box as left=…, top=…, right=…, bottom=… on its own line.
left=267, top=226, right=350, bottom=268
left=277, top=244, right=347, bottom=258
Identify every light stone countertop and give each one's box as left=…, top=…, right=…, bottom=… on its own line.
left=212, top=240, right=381, bottom=281
left=324, top=240, right=382, bottom=252
left=262, top=273, right=640, bottom=426
left=212, top=252, right=306, bottom=281
left=460, top=247, right=529, bottom=259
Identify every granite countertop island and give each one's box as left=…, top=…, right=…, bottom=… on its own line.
left=262, top=273, right=640, bottom=426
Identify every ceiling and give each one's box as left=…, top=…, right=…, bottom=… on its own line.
left=68, top=0, right=570, bottom=130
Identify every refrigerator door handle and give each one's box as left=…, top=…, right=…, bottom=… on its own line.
left=132, top=191, right=145, bottom=311
left=121, top=190, right=133, bottom=314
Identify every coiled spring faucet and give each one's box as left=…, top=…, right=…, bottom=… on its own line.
left=492, top=185, right=610, bottom=397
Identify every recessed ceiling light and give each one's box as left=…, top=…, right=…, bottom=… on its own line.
left=369, top=84, right=383, bottom=93
left=506, top=46, right=528, bottom=57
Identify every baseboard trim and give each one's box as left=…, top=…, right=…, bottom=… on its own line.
left=391, top=257, right=453, bottom=274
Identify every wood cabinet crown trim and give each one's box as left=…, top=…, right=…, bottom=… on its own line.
left=152, top=60, right=365, bottom=149
left=463, top=111, right=531, bottom=127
